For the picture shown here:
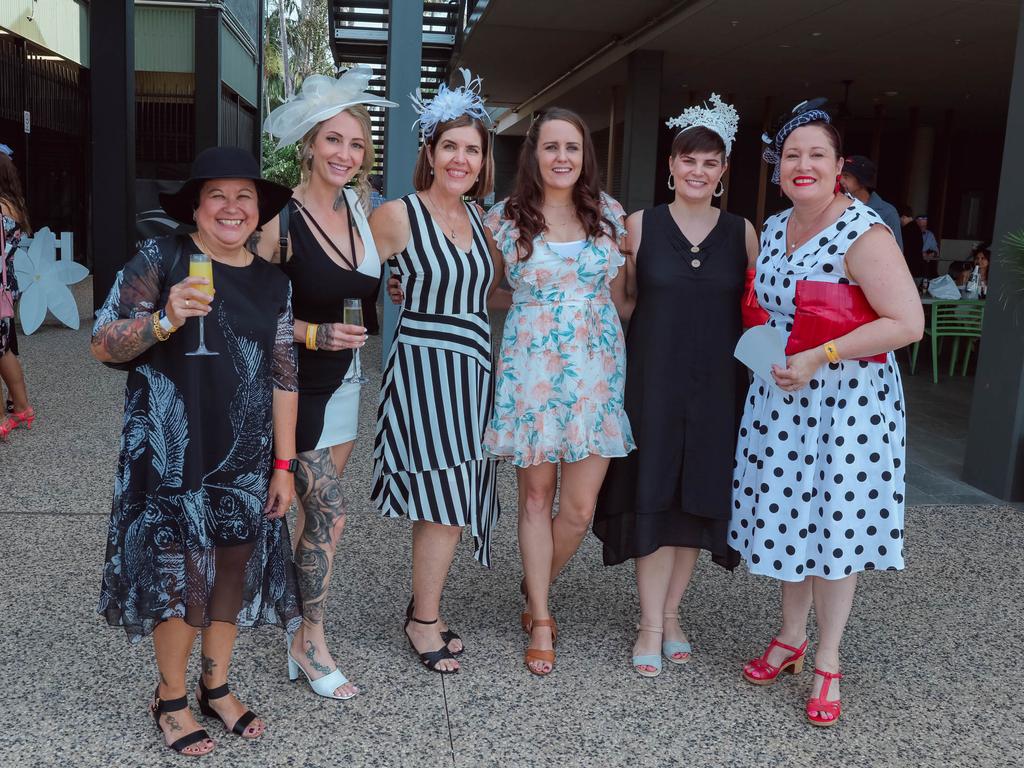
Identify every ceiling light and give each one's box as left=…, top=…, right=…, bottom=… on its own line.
left=884, top=90, right=899, bottom=97
left=779, top=44, right=792, bottom=48
left=810, top=31, right=823, bottom=37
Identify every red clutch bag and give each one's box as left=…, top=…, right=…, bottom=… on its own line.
left=742, top=269, right=770, bottom=328
left=785, top=280, right=887, bottom=363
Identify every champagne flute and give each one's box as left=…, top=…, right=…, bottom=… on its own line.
left=342, top=298, right=367, bottom=384
left=185, top=252, right=218, bottom=356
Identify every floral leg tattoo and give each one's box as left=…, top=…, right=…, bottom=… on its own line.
left=293, top=447, right=347, bottom=627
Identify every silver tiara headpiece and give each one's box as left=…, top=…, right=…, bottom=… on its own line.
left=410, top=68, right=490, bottom=141
left=665, top=93, right=739, bottom=156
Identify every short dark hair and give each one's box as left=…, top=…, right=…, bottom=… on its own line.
left=670, top=126, right=726, bottom=161
left=899, top=204, right=914, bottom=218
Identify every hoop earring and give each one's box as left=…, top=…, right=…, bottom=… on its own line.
left=667, top=174, right=675, bottom=191
left=714, top=180, right=725, bottom=198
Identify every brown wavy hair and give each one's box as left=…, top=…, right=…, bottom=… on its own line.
left=503, top=107, right=614, bottom=261
left=0, top=153, right=30, bottom=233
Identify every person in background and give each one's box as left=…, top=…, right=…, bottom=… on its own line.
left=917, top=214, right=939, bottom=277
left=91, top=146, right=301, bottom=756
left=899, top=206, right=925, bottom=281
left=364, top=174, right=386, bottom=335
left=972, top=242, right=991, bottom=287
left=0, top=148, right=34, bottom=440
left=840, top=155, right=903, bottom=250
left=260, top=65, right=396, bottom=700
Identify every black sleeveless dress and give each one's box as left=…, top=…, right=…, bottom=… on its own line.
left=280, top=189, right=382, bottom=454
left=593, top=205, right=746, bottom=568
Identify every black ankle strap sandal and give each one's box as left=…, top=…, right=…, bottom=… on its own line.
left=149, top=684, right=212, bottom=755
left=405, top=597, right=465, bottom=657
left=404, top=612, right=459, bottom=674
left=196, top=678, right=260, bottom=738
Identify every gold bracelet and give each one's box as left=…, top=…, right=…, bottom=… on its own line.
left=305, top=323, right=319, bottom=351
left=151, top=311, right=170, bottom=342
left=823, top=340, right=841, bottom=364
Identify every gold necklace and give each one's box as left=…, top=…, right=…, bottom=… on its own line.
left=787, top=200, right=839, bottom=252
left=426, top=190, right=462, bottom=240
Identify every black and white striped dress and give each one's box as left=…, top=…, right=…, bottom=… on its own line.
left=371, top=194, right=500, bottom=566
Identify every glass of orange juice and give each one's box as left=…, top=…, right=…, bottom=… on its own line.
left=185, top=253, right=218, bottom=356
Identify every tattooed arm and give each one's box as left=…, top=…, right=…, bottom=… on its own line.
left=90, top=316, right=159, bottom=363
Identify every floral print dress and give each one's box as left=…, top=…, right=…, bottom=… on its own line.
left=483, top=193, right=635, bottom=467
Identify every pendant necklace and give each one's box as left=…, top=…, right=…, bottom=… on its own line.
left=427, top=191, right=460, bottom=241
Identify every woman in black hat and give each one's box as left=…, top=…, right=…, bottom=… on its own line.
left=91, top=146, right=301, bottom=756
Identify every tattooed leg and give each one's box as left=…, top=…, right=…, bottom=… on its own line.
left=291, top=446, right=359, bottom=698
left=152, top=618, right=213, bottom=755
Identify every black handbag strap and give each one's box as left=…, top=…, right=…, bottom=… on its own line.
left=278, top=203, right=291, bottom=263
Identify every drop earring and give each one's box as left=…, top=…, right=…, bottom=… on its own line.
left=834, top=174, right=842, bottom=194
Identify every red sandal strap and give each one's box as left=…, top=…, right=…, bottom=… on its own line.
left=812, top=668, right=843, bottom=681
left=763, top=637, right=806, bottom=659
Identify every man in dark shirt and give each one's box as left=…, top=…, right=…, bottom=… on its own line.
left=840, top=155, right=903, bottom=250
left=899, top=205, right=925, bottom=280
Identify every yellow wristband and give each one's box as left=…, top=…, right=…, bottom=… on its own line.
left=823, top=340, right=841, bottom=364
left=306, top=323, right=319, bottom=351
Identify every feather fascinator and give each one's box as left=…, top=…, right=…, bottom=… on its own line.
left=264, top=64, right=397, bottom=148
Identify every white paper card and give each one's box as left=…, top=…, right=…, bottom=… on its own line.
left=734, top=324, right=787, bottom=383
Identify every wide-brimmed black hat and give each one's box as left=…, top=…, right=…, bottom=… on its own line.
left=159, top=146, right=292, bottom=227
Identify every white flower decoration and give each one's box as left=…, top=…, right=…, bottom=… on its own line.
left=13, top=226, right=88, bottom=334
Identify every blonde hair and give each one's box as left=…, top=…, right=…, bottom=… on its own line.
left=298, top=104, right=375, bottom=213
left=412, top=114, right=494, bottom=198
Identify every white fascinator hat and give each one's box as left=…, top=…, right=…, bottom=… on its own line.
left=264, top=64, right=398, bottom=148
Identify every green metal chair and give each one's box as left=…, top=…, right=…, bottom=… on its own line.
left=910, top=300, right=985, bottom=383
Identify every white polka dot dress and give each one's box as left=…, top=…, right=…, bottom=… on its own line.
left=729, top=199, right=906, bottom=581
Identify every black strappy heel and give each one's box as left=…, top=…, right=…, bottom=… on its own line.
left=149, top=684, right=213, bottom=756
left=405, top=597, right=465, bottom=657
left=195, top=678, right=261, bottom=739
left=404, top=608, right=459, bottom=674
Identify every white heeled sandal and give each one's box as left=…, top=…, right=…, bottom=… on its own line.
left=287, top=635, right=359, bottom=700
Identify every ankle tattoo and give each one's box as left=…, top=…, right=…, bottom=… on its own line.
left=304, top=640, right=331, bottom=675
left=201, top=655, right=217, bottom=678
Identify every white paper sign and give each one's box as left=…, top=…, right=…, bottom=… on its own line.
left=734, top=324, right=787, bottom=384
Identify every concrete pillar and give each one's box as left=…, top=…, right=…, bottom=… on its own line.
left=619, top=50, right=662, bottom=214
left=907, top=124, right=934, bottom=216
left=380, top=0, right=423, bottom=362
left=195, top=8, right=223, bottom=154
left=90, top=1, right=135, bottom=309
left=964, top=0, right=1024, bottom=501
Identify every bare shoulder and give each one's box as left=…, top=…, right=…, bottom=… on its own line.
left=371, top=199, right=408, bottom=227
left=370, top=198, right=411, bottom=259
left=626, top=209, right=644, bottom=228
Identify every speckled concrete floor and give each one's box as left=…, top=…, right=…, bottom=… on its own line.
left=1, top=320, right=1021, bottom=768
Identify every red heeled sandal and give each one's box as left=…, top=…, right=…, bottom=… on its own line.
left=0, top=407, right=34, bottom=440
left=742, top=637, right=808, bottom=685
left=806, top=668, right=843, bottom=727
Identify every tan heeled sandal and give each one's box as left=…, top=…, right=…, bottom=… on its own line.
left=524, top=617, right=558, bottom=676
